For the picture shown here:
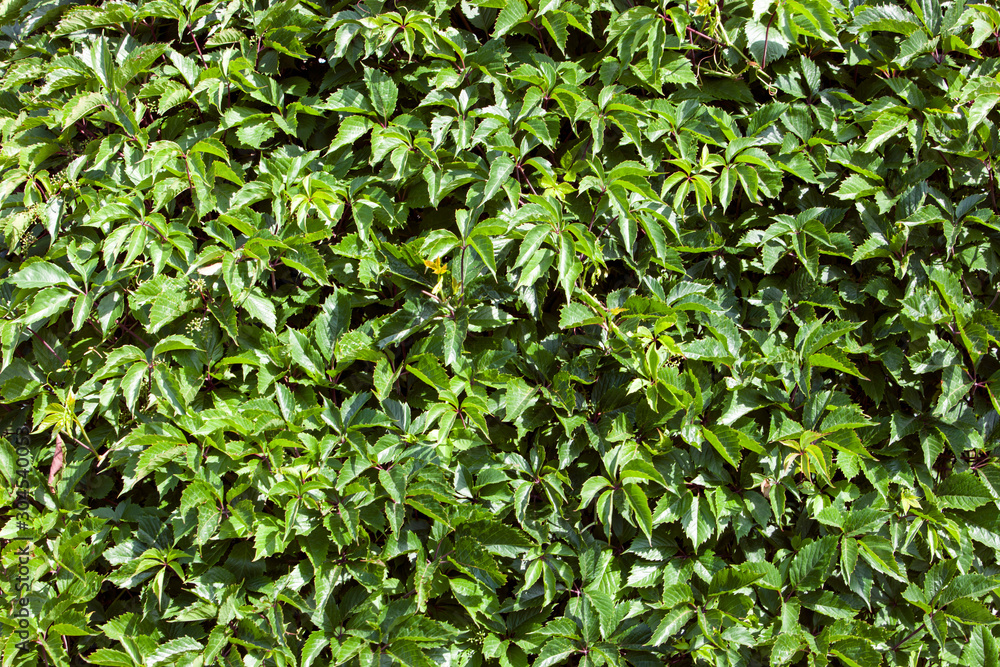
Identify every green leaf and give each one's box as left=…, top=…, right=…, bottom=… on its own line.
left=945, top=598, right=998, bottom=625
left=442, top=309, right=468, bottom=369
left=859, top=114, right=910, bottom=153
left=851, top=5, right=922, bottom=35
left=281, top=246, right=330, bottom=286
left=495, top=0, right=528, bottom=37
left=123, top=437, right=188, bottom=493
left=152, top=335, right=199, bottom=357
left=789, top=535, right=838, bottom=592
left=484, top=156, right=515, bottom=203
left=624, top=482, right=653, bottom=540
left=619, top=459, right=667, bottom=486
left=559, top=302, right=601, bottom=328
left=579, top=476, right=613, bottom=508
left=937, top=574, right=1000, bottom=606
left=505, top=378, right=537, bottom=422
left=964, top=626, right=1000, bottom=667
left=808, top=349, right=868, bottom=379
left=937, top=473, right=993, bottom=511
left=857, top=535, right=906, bottom=582
left=770, top=634, right=804, bottom=666
left=149, top=291, right=197, bottom=334
left=146, top=637, right=203, bottom=666
left=709, top=565, right=766, bottom=597
left=153, top=365, right=187, bottom=416
left=830, top=638, right=882, bottom=667
left=24, top=288, right=74, bottom=323
left=651, top=608, right=694, bottom=646
left=288, top=328, right=323, bottom=380
left=702, top=424, right=742, bottom=467
left=557, top=233, right=581, bottom=303
left=62, top=91, right=105, bottom=129
left=241, top=289, right=277, bottom=331
left=9, top=262, right=78, bottom=290
left=364, top=68, right=398, bottom=120
left=468, top=234, right=497, bottom=281
left=681, top=492, right=713, bottom=549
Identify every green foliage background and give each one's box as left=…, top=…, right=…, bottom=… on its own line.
left=2, top=0, right=1000, bottom=665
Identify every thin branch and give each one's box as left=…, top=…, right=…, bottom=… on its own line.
left=594, top=215, right=619, bottom=243
left=762, top=12, right=776, bottom=68
left=516, top=164, right=539, bottom=196
left=663, top=15, right=724, bottom=47
left=586, top=191, right=606, bottom=233
left=529, top=21, right=551, bottom=58
left=189, top=26, right=208, bottom=68
left=23, top=326, right=63, bottom=365
left=988, top=285, right=1000, bottom=311
left=117, top=319, right=151, bottom=348
left=891, top=616, right=931, bottom=652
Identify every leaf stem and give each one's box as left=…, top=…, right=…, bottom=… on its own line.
left=117, top=319, right=151, bottom=348
left=762, top=12, right=776, bottom=68
left=988, top=285, right=1000, bottom=311
left=594, top=215, right=618, bottom=243
left=890, top=613, right=932, bottom=652
left=189, top=26, right=207, bottom=67
left=664, top=15, right=754, bottom=68
left=182, top=155, right=194, bottom=193
left=23, top=326, right=64, bottom=365
left=529, top=20, right=551, bottom=57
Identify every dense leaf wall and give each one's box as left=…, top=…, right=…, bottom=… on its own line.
left=2, top=0, right=1000, bottom=665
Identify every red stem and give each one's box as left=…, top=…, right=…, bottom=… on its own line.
left=23, top=326, right=63, bottom=365
left=189, top=27, right=207, bottom=67
left=762, top=12, right=776, bottom=67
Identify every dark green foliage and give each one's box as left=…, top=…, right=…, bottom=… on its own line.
left=1, top=0, right=1000, bottom=665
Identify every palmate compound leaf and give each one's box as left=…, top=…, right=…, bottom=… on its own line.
left=2, top=0, right=999, bottom=665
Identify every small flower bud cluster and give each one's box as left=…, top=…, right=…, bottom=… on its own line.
left=185, top=315, right=208, bottom=335
left=188, top=277, right=206, bottom=294
left=18, top=230, right=36, bottom=251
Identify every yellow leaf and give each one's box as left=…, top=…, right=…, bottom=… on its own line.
left=423, top=258, right=448, bottom=275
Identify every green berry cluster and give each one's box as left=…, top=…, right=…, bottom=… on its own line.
left=188, top=277, right=206, bottom=294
